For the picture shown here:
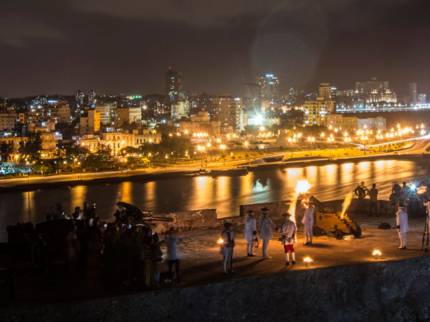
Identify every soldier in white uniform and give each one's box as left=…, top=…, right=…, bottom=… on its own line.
left=244, top=210, right=257, bottom=257
left=220, top=222, right=235, bottom=274
left=396, top=202, right=409, bottom=250
left=302, top=200, right=315, bottom=245
left=281, top=213, right=296, bottom=266
left=258, top=207, right=278, bottom=259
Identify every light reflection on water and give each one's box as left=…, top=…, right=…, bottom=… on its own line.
left=0, top=160, right=428, bottom=241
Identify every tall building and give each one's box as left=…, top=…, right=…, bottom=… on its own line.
left=114, top=107, right=141, bottom=127
left=418, top=94, right=426, bottom=105
left=319, top=83, right=333, bottom=100
left=304, top=98, right=328, bottom=126
left=213, top=93, right=242, bottom=133
left=257, top=74, right=280, bottom=103
left=0, top=107, right=17, bottom=131
left=165, top=68, right=183, bottom=109
left=367, top=89, right=397, bottom=104
left=46, top=105, right=71, bottom=124
left=88, top=90, right=96, bottom=107
left=355, top=78, right=389, bottom=95
left=318, top=83, right=337, bottom=113
left=75, top=90, right=84, bottom=105
left=96, top=103, right=117, bottom=125
left=80, top=109, right=100, bottom=134
left=171, top=101, right=190, bottom=120
left=410, top=82, right=417, bottom=106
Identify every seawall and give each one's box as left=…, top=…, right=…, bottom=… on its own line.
left=3, top=257, right=430, bottom=322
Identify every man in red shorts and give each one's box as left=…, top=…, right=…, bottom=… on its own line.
left=281, top=213, right=296, bottom=266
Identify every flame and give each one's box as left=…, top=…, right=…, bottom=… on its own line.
left=304, top=257, right=312, bottom=263
left=341, top=192, right=353, bottom=219
left=417, top=186, right=427, bottom=195
left=372, top=250, right=381, bottom=256
left=288, top=180, right=311, bottom=223
left=217, top=238, right=224, bottom=244
left=295, top=180, right=312, bottom=194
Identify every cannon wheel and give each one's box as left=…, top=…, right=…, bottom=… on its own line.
left=334, top=229, right=344, bottom=240
left=31, top=242, right=43, bottom=270
left=313, top=226, right=322, bottom=237
left=352, top=226, right=362, bottom=238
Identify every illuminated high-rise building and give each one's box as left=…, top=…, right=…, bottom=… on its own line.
left=304, top=98, right=328, bottom=126
left=410, top=82, right=417, bottom=106
left=355, top=78, right=389, bottom=95
left=75, top=90, right=84, bottom=106
left=257, top=74, right=279, bottom=103
left=88, top=90, right=96, bottom=107
left=213, top=93, right=242, bottom=133
left=165, top=67, right=183, bottom=109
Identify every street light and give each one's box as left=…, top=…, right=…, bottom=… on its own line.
left=220, top=144, right=226, bottom=164
left=327, top=137, right=334, bottom=157
left=197, top=145, right=205, bottom=167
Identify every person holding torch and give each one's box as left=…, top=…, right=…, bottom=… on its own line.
left=220, top=222, right=235, bottom=274
left=281, top=213, right=296, bottom=266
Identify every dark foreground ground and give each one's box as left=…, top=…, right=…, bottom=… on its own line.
left=1, top=210, right=430, bottom=314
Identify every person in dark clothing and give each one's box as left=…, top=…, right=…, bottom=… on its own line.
left=355, top=182, right=368, bottom=213
left=72, top=207, right=82, bottom=220
left=368, top=184, right=379, bottom=216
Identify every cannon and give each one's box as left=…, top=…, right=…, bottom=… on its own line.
left=115, top=202, right=174, bottom=226
left=313, top=211, right=362, bottom=240
left=306, top=196, right=361, bottom=240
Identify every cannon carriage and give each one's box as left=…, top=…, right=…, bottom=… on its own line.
left=308, top=196, right=362, bottom=240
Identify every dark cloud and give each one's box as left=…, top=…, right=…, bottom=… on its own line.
left=70, top=0, right=281, bottom=28
left=0, top=18, right=64, bottom=47
left=0, top=0, right=429, bottom=97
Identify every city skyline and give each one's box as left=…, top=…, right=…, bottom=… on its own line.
left=1, top=0, right=430, bottom=97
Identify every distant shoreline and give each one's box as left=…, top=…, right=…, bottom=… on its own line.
left=0, top=153, right=427, bottom=194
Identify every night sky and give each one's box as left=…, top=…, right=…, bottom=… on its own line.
left=1, top=0, right=430, bottom=98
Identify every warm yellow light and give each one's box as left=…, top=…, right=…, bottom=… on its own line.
left=217, top=238, right=224, bottom=244
left=304, top=257, right=312, bottom=263
left=244, top=141, right=249, bottom=146
left=295, top=180, right=311, bottom=194
left=372, top=250, right=381, bottom=256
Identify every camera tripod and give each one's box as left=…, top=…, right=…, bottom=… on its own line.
left=422, top=215, right=429, bottom=252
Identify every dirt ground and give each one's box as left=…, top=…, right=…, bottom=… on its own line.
left=1, top=211, right=429, bottom=311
